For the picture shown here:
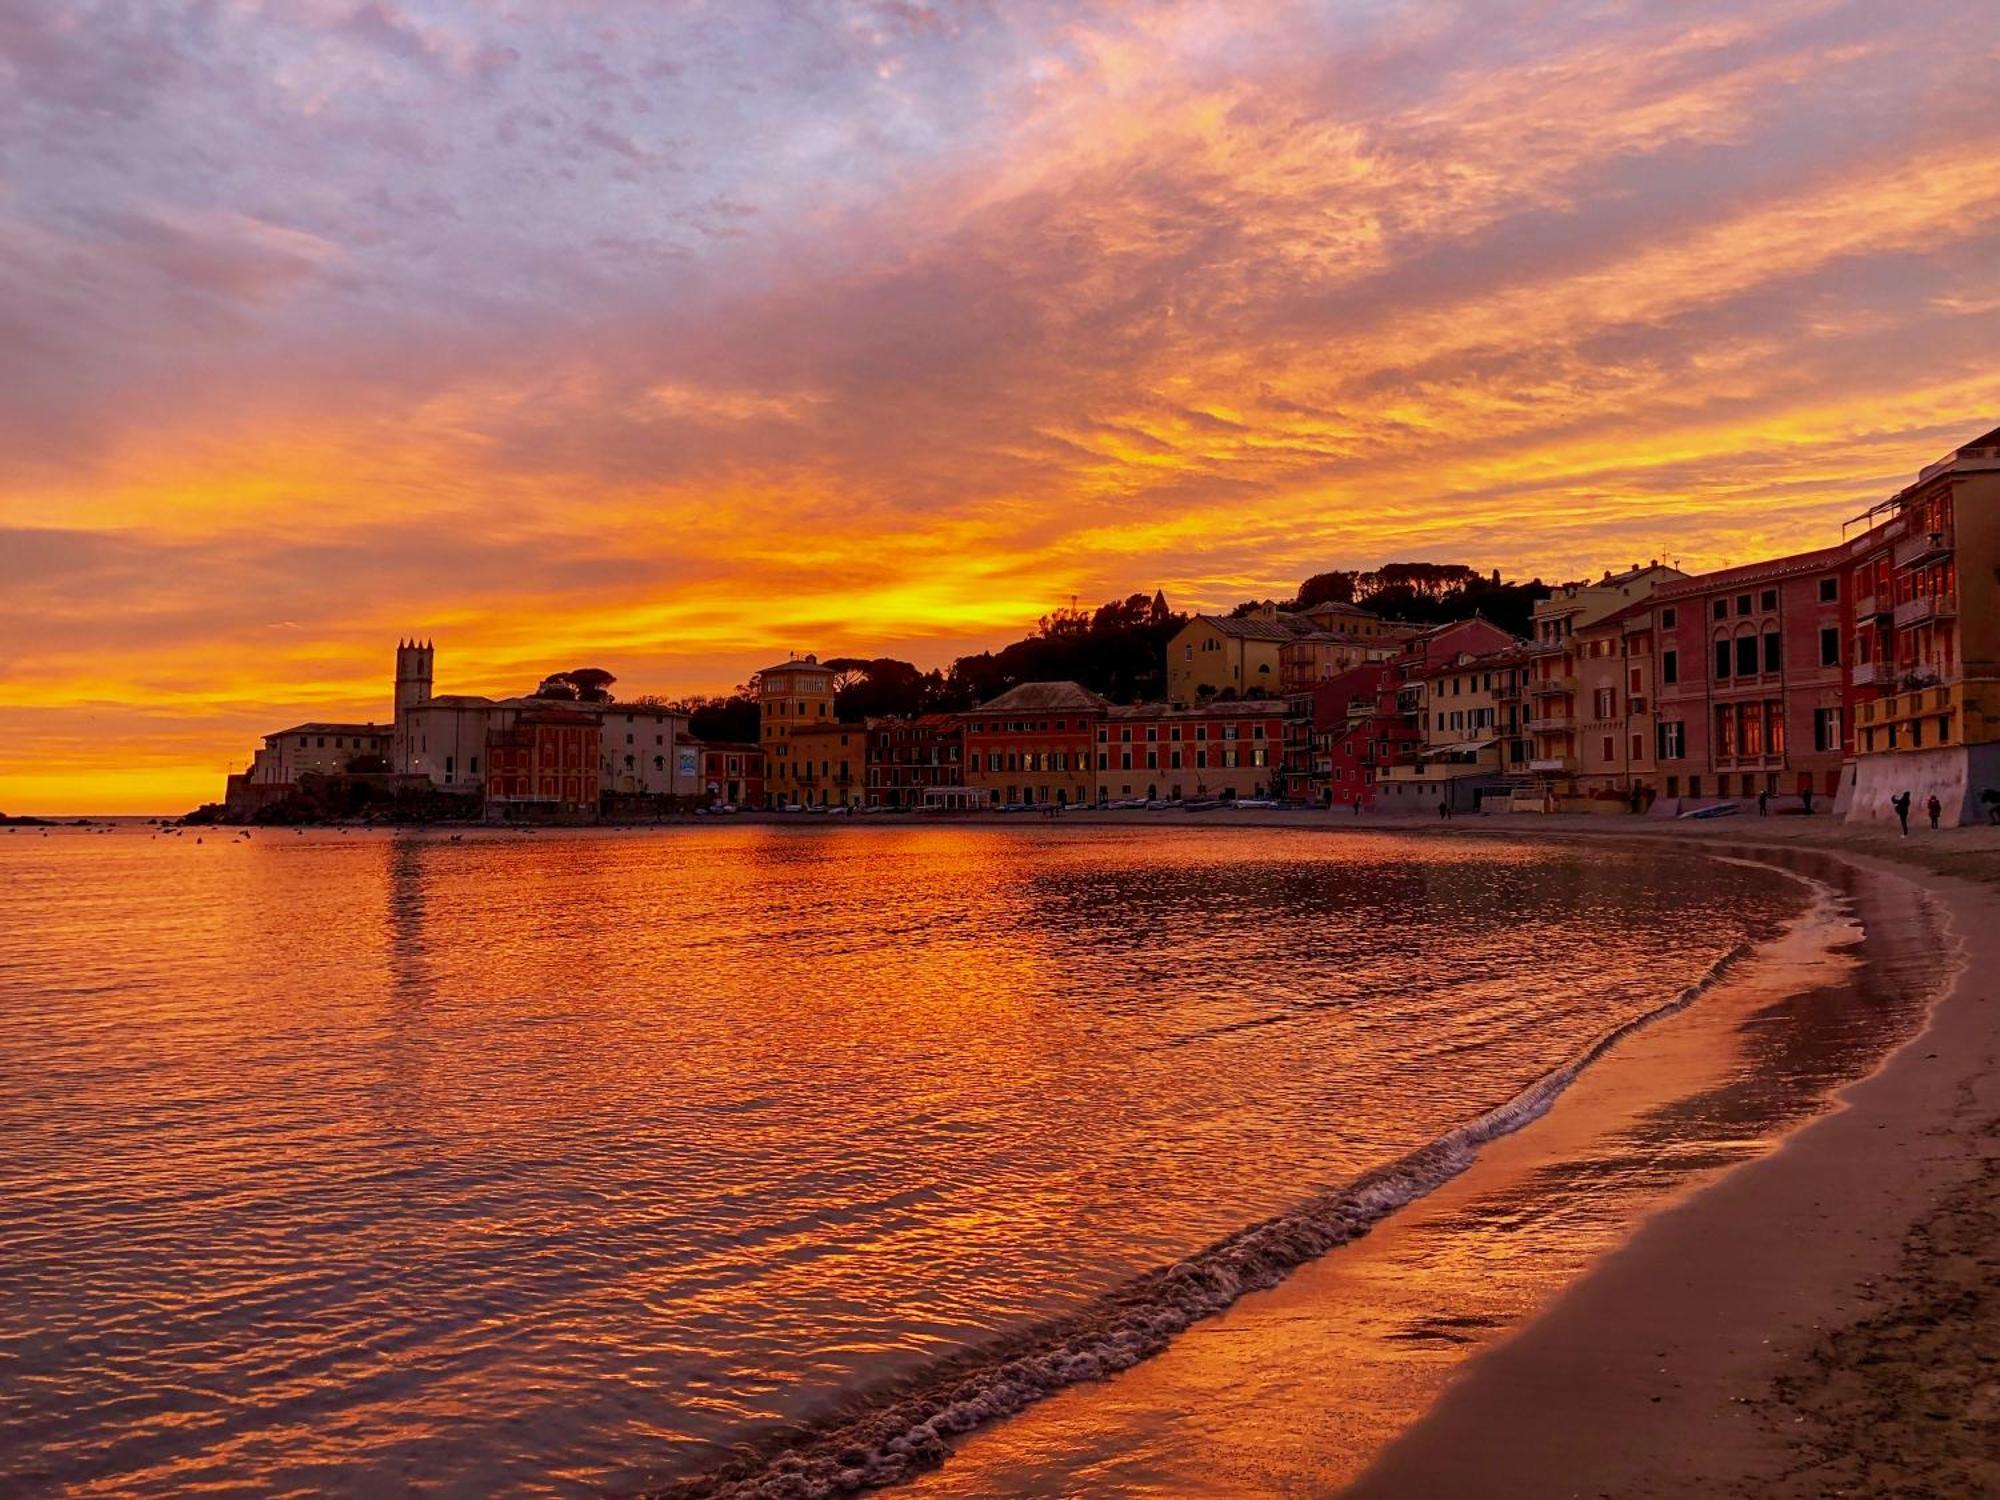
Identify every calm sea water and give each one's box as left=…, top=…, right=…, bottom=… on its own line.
left=0, top=824, right=1804, bottom=1496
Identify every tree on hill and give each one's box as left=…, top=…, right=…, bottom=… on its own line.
left=945, top=591, right=1184, bottom=706
left=533, top=667, right=617, bottom=702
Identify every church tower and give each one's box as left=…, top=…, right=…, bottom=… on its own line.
left=393, top=640, right=434, bottom=773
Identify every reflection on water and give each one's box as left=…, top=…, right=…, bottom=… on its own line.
left=0, top=825, right=1803, bottom=1496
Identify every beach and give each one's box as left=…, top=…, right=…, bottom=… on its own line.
left=920, top=809, right=2000, bottom=1498
left=1347, top=816, right=2000, bottom=1499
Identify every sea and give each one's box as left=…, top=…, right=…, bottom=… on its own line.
left=0, top=821, right=1938, bottom=1496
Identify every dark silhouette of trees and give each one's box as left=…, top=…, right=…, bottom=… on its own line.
left=644, top=693, right=759, bottom=743
left=533, top=667, right=617, bottom=702
left=944, top=591, right=1184, bottom=706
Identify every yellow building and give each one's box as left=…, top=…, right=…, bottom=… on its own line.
left=755, top=655, right=836, bottom=808
left=1167, top=607, right=1304, bottom=704
left=788, top=721, right=865, bottom=808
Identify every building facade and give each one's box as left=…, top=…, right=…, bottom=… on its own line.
left=484, top=707, right=601, bottom=820
left=1166, top=609, right=1305, bottom=703
left=865, top=714, right=963, bottom=808
left=1646, top=546, right=1850, bottom=808
left=1095, top=701, right=1287, bottom=802
left=788, top=720, right=866, bottom=807
left=688, top=740, right=765, bottom=808
left=755, top=655, right=837, bottom=809
left=960, top=681, right=1106, bottom=807
left=1846, top=426, right=2000, bottom=824
left=245, top=722, right=391, bottom=785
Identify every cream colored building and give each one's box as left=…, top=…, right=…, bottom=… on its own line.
left=1528, top=562, right=1686, bottom=783
left=246, top=722, right=391, bottom=785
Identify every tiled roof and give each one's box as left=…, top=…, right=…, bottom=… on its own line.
left=269, top=721, right=388, bottom=738
left=972, top=680, right=1112, bottom=713
left=1650, top=543, right=1847, bottom=599
left=1197, top=612, right=1317, bottom=642
left=753, top=658, right=828, bottom=679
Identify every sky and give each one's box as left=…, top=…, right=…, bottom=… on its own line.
left=3, top=0, right=1998, bottom=812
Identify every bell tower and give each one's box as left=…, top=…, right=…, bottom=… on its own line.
left=395, top=639, right=434, bottom=716
left=393, top=639, right=434, bottom=773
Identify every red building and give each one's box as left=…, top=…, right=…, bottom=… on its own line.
left=484, top=707, right=600, bottom=820
left=866, top=714, right=963, bottom=808
left=1297, top=663, right=1424, bottom=807
left=1095, top=700, right=1289, bottom=802
left=959, top=681, right=1105, bottom=808
left=1647, top=544, right=1850, bottom=806
left=687, top=739, right=765, bottom=809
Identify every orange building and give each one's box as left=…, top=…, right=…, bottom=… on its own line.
left=484, top=707, right=600, bottom=820
left=1095, top=700, right=1287, bottom=803
left=755, top=655, right=836, bottom=807
left=787, top=720, right=866, bottom=808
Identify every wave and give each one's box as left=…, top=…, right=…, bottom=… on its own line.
left=657, top=878, right=1840, bottom=1500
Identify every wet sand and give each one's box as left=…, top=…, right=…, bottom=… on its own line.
left=909, top=813, right=2000, bottom=1498
left=1345, top=822, right=2000, bottom=1500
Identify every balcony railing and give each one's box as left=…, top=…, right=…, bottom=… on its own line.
left=1526, top=713, right=1573, bottom=733
left=1851, top=660, right=1883, bottom=687
left=1529, top=674, right=1578, bottom=697
left=1528, top=756, right=1574, bottom=774
left=1893, top=593, right=1957, bottom=629
left=1855, top=591, right=1888, bottom=621
left=1893, top=527, right=1952, bottom=571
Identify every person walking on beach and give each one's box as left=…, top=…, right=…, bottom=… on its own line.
left=1802, top=784, right=1814, bottom=815
left=1892, top=790, right=1913, bottom=836
left=1757, top=788, right=1769, bottom=816
left=1438, top=796, right=1450, bottom=821
left=1927, top=793, right=1942, bottom=831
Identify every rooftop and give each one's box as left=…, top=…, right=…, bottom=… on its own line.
left=971, top=680, right=1112, bottom=714
left=267, top=721, right=388, bottom=740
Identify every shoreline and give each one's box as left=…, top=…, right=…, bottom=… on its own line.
left=1336, top=821, right=2000, bottom=1499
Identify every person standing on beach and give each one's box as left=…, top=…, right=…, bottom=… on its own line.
left=1438, top=797, right=1450, bottom=821
left=1802, top=784, right=1815, bottom=815
left=1928, top=794, right=1942, bottom=830
left=1757, top=788, right=1769, bottom=816
left=1893, top=790, right=1913, bottom=836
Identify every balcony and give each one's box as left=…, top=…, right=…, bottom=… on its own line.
left=1529, top=673, right=1578, bottom=697
left=1528, top=756, right=1574, bottom=774
left=1894, top=527, right=1952, bottom=571
left=1851, top=660, right=1883, bottom=687
left=1854, top=591, right=1888, bottom=622
left=1526, top=713, right=1573, bottom=733
left=1893, top=593, right=1957, bottom=629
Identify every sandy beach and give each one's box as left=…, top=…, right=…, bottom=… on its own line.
left=1342, top=815, right=2000, bottom=1499
left=902, top=808, right=2000, bottom=1498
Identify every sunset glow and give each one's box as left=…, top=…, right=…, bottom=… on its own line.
left=5, top=0, right=1998, bottom=811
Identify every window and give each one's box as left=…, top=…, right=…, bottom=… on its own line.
left=1662, top=649, right=1678, bottom=686
left=1760, top=589, right=1778, bottom=611
left=1736, top=636, right=1758, bottom=678
left=1820, top=627, right=1840, bottom=667
left=1657, top=721, right=1685, bottom=759
left=1602, top=736, right=1615, bottom=761
left=1763, top=631, right=1782, bottom=674
left=1661, top=607, right=1677, bottom=629
left=1594, top=687, right=1616, bottom=718
left=1736, top=594, right=1752, bottom=616
left=1819, top=577, right=1838, bottom=603
left=1713, top=599, right=1728, bottom=621
left=1715, top=640, right=1732, bottom=678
